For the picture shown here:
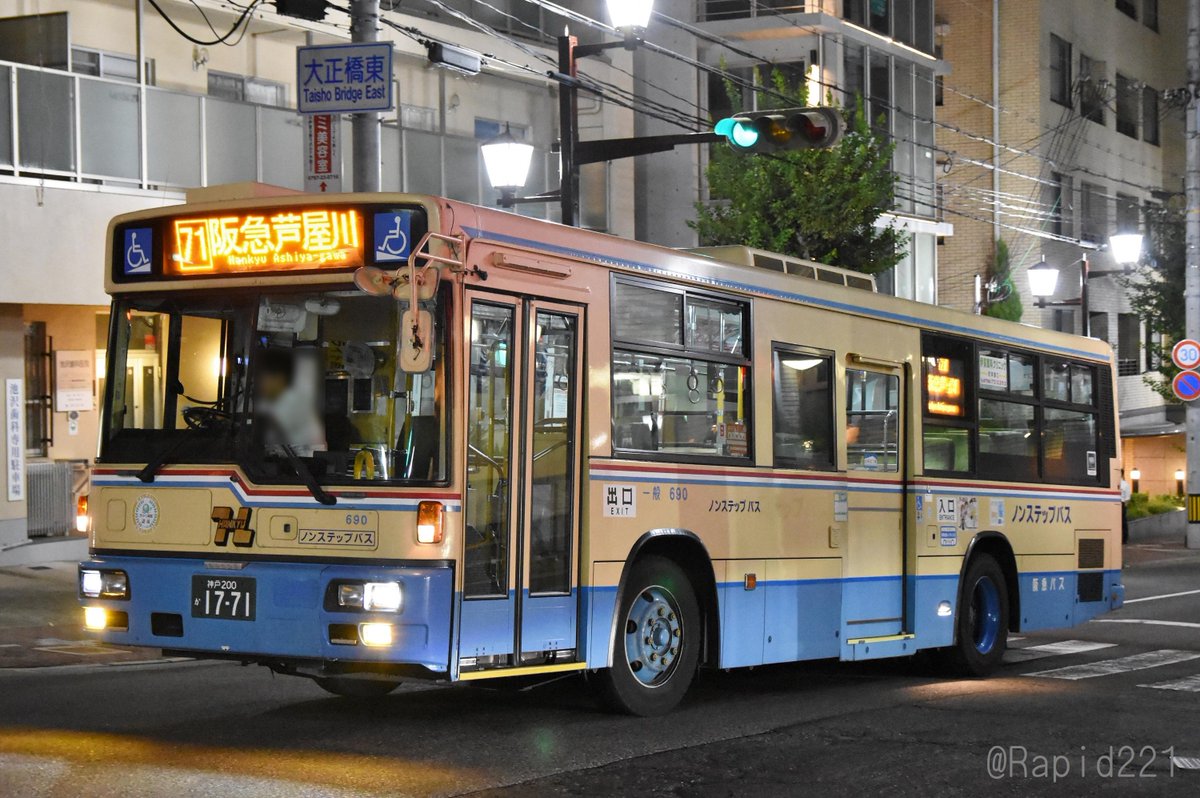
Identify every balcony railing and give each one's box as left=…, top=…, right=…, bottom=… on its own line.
left=0, top=58, right=560, bottom=215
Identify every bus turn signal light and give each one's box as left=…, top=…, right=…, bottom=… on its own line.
left=417, top=501, right=444, bottom=544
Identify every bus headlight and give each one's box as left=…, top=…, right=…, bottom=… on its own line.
left=335, top=581, right=402, bottom=612
left=80, top=569, right=129, bottom=599
left=364, top=582, right=402, bottom=612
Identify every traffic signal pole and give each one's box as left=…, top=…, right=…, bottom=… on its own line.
left=351, top=0, right=381, bottom=193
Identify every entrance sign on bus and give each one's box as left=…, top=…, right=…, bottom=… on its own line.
left=1172, top=338, right=1200, bottom=371
left=168, top=209, right=364, bottom=274
left=297, top=43, right=393, bottom=114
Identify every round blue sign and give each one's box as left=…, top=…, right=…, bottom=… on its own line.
left=1173, top=370, right=1200, bottom=402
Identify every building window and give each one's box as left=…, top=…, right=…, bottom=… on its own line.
left=208, top=72, right=287, bottom=107
left=1048, top=172, right=1074, bottom=238
left=1118, top=313, right=1141, bottom=376
left=1116, top=193, right=1140, bottom=233
left=1080, top=182, right=1109, bottom=244
left=23, top=322, right=50, bottom=458
left=1143, top=85, right=1160, bottom=145
left=1116, top=0, right=1137, bottom=19
left=71, top=46, right=154, bottom=84
left=1145, top=0, right=1159, bottom=31
left=1080, top=54, right=1106, bottom=124
left=934, top=44, right=944, bottom=106
left=1049, top=35, right=1072, bottom=107
left=1116, top=73, right=1139, bottom=138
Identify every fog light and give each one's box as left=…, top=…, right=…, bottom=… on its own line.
left=937, top=600, right=953, bottom=617
left=337, top=583, right=364, bottom=608
left=416, top=500, right=444, bottom=544
left=363, top=581, right=402, bottom=612
left=359, top=622, right=393, bottom=647
left=84, top=607, right=107, bottom=630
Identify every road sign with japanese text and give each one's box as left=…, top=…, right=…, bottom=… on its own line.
left=305, top=113, right=341, bottom=193
left=297, top=42, right=393, bottom=114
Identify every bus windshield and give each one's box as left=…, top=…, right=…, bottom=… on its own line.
left=100, top=288, right=447, bottom=486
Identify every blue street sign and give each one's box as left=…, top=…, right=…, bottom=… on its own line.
left=374, top=211, right=413, bottom=263
left=297, top=42, right=393, bottom=114
left=1173, top=370, right=1200, bottom=403
left=123, top=227, right=153, bottom=275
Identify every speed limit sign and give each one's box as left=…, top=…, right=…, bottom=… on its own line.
left=1172, top=339, right=1200, bottom=371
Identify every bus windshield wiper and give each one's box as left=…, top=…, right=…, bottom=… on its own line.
left=276, top=439, right=337, bottom=506
left=136, top=434, right=192, bottom=483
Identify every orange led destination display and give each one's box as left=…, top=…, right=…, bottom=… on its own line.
left=926, top=357, right=964, bottom=416
left=169, top=209, right=363, bottom=274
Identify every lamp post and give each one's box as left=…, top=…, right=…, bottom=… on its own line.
left=481, top=0, right=721, bottom=222
left=1027, top=234, right=1144, bottom=338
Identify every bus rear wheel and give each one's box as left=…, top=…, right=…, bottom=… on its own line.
left=939, top=554, right=1009, bottom=676
left=596, top=555, right=700, bottom=716
left=314, top=676, right=401, bottom=699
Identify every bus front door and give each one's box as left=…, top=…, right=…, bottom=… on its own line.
left=460, top=292, right=584, bottom=671
left=842, top=365, right=907, bottom=641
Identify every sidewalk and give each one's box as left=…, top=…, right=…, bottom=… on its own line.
left=0, top=560, right=165, bottom=669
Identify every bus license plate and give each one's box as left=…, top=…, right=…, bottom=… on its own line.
left=191, top=575, right=256, bottom=621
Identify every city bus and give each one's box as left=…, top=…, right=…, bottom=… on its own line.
left=80, top=190, right=1123, bottom=715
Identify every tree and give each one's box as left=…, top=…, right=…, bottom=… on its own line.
left=690, top=69, right=904, bottom=275
left=1125, top=203, right=1185, bottom=399
left=982, top=238, right=1023, bottom=322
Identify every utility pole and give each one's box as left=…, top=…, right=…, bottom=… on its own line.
left=1187, top=0, right=1200, bottom=548
left=350, top=0, right=381, bottom=193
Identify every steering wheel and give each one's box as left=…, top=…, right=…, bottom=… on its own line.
left=182, top=405, right=232, bottom=431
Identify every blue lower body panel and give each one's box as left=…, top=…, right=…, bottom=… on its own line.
left=82, top=556, right=453, bottom=672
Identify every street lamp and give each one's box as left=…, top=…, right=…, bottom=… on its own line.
left=1177, top=468, right=1186, bottom=497
left=1131, top=467, right=1142, bottom=494
left=606, top=0, right=654, bottom=35
left=480, top=124, right=538, bottom=208
left=1027, top=233, right=1144, bottom=338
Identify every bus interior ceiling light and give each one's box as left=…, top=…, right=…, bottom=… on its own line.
left=426, top=42, right=482, bottom=77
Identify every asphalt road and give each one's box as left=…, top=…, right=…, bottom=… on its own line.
left=2, top=543, right=1199, bottom=797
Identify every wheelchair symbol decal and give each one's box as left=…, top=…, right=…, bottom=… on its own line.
left=123, top=228, right=153, bottom=275
left=373, top=212, right=411, bottom=263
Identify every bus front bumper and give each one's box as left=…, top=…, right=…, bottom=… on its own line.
left=78, top=556, right=453, bottom=673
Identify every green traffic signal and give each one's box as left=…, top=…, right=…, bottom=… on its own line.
left=714, top=108, right=843, bottom=153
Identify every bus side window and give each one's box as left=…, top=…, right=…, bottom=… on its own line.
left=845, top=369, right=899, bottom=472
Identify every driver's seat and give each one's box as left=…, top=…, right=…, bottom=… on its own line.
left=398, top=416, right=439, bottom=480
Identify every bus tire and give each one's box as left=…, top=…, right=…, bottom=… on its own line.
left=596, top=555, right=700, bottom=716
left=314, top=676, right=401, bottom=699
left=940, top=554, right=1009, bottom=676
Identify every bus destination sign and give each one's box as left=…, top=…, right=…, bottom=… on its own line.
left=168, top=208, right=364, bottom=275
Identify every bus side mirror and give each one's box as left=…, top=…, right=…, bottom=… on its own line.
left=399, top=308, right=434, bottom=373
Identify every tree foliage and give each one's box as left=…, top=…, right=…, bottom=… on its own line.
left=1124, top=204, right=1184, bottom=399
left=982, top=238, right=1024, bottom=322
left=690, top=69, right=904, bottom=275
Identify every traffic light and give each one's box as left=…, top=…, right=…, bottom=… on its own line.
left=714, top=107, right=844, bottom=153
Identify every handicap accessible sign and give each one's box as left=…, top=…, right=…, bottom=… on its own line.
left=123, top=228, right=154, bottom=275
left=374, top=211, right=413, bottom=263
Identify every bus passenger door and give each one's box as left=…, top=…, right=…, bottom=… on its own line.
left=459, top=293, right=583, bottom=668
left=842, top=364, right=906, bottom=640
left=461, top=296, right=523, bottom=662
left=518, top=302, right=583, bottom=661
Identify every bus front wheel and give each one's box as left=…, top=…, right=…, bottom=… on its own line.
left=314, top=676, right=401, bottom=699
left=596, top=555, right=700, bottom=716
left=939, top=554, right=1009, bottom=676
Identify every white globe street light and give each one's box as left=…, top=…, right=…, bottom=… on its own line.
left=607, top=0, right=654, bottom=34
left=1109, top=232, right=1144, bottom=265
left=1027, top=259, right=1060, bottom=300
left=481, top=124, right=535, bottom=206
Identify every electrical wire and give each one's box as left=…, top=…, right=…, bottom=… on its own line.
left=146, top=0, right=263, bottom=47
